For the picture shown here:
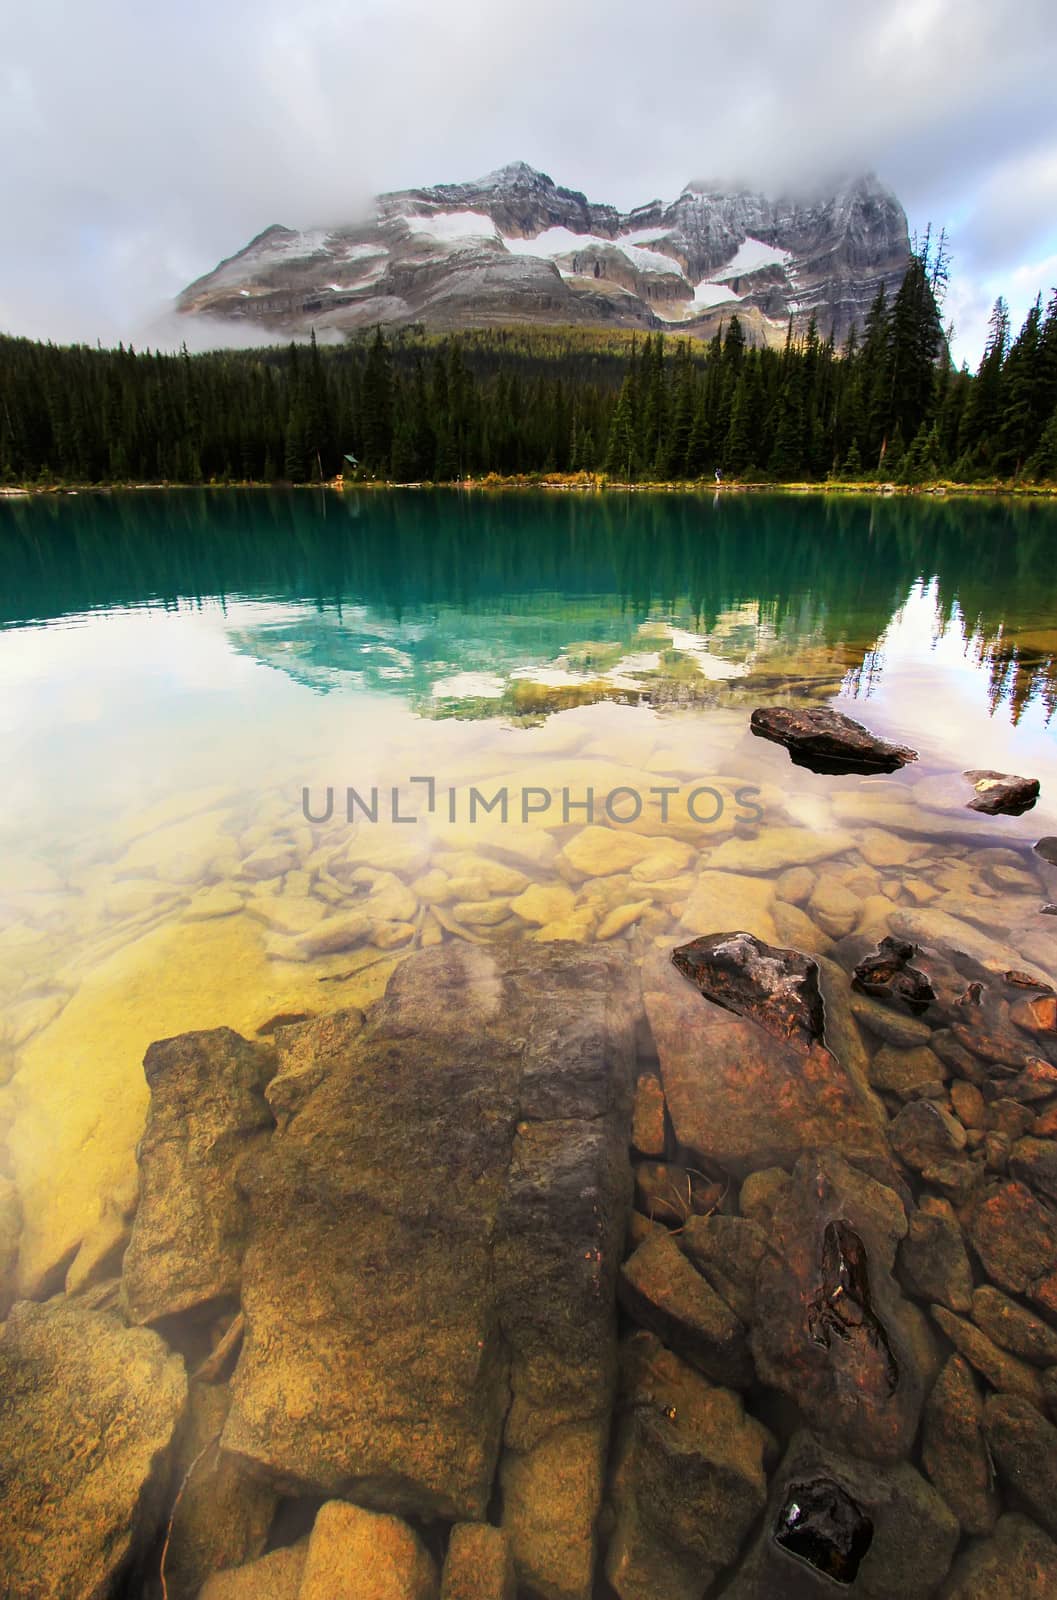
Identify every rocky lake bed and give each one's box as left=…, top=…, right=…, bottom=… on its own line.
left=2, top=490, right=1057, bottom=1597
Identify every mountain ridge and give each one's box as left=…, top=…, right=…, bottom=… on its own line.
left=177, top=161, right=910, bottom=346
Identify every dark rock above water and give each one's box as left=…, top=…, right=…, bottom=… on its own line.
left=964, top=770, right=1041, bottom=816
left=749, top=706, right=918, bottom=774
left=672, top=932, right=825, bottom=1052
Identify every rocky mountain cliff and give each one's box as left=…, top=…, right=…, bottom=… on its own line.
left=176, top=160, right=910, bottom=346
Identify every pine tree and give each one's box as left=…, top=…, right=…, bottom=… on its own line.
left=605, top=377, right=637, bottom=480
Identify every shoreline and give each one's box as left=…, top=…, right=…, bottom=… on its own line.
left=4, top=475, right=1057, bottom=500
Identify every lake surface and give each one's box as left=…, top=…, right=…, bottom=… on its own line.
left=2, top=488, right=1057, bottom=1591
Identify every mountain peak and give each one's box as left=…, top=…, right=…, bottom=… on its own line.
left=477, top=161, right=553, bottom=191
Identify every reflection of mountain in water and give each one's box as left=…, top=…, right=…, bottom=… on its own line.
left=2, top=488, right=1055, bottom=721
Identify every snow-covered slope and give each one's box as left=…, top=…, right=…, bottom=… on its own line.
left=176, top=161, right=910, bottom=346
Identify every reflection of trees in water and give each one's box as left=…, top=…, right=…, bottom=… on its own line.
left=1, top=489, right=1055, bottom=719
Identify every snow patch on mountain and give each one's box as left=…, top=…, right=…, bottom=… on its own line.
left=406, top=211, right=500, bottom=243
left=714, top=236, right=793, bottom=278
left=503, top=228, right=685, bottom=278
left=692, top=281, right=742, bottom=308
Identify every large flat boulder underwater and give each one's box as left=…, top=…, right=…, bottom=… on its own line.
left=204, top=941, right=638, bottom=1598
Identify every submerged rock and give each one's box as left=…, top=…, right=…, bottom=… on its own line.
left=671, top=932, right=825, bottom=1052
left=852, top=936, right=936, bottom=1014
left=922, top=1355, right=999, bottom=1536
left=643, top=948, right=887, bottom=1176
left=969, top=1181, right=1057, bottom=1317
left=441, top=1525, right=516, bottom=1600
left=725, top=1429, right=958, bottom=1598
left=971, top=1284, right=1057, bottom=1367
left=605, top=1332, right=771, bottom=1600
left=942, top=1514, right=1057, bottom=1599
left=752, top=1151, right=929, bottom=1465
left=221, top=940, right=635, bottom=1594
left=0, top=1299, right=187, bottom=1600
left=122, top=1026, right=276, bottom=1326
left=983, top=1393, right=1057, bottom=1541
left=161, top=1382, right=276, bottom=1600
left=896, top=1204, right=973, bottom=1313
left=198, top=1544, right=307, bottom=1600
left=619, top=1230, right=753, bottom=1388
left=1036, top=837, right=1057, bottom=865
left=298, top=1501, right=438, bottom=1600
left=964, top=770, right=1041, bottom=816
left=749, top=705, right=918, bottom=774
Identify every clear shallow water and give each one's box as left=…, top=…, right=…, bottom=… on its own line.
left=1, top=488, right=1056, bottom=1304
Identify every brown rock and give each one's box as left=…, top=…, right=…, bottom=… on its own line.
left=619, top=1229, right=752, bottom=1387
left=738, top=1166, right=792, bottom=1230
left=501, top=1420, right=605, bottom=1600
left=964, top=770, right=1040, bottom=816
left=631, top=1074, right=666, bottom=1157
left=671, top=932, right=825, bottom=1051
left=198, top=1543, right=307, bottom=1600
left=298, top=1501, right=438, bottom=1600
left=1010, top=1136, right=1057, bottom=1204
left=889, top=1099, right=968, bottom=1172
left=679, top=1214, right=768, bottom=1323
left=897, top=1210, right=973, bottom=1312
left=605, top=1332, right=770, bottom=1600
left=440, top=1525, right=515, bottom=1600
left=972, top=1285, right=1057, bottom=1367
left=931, top=1306, right=1045, bottom=1405
left=726, top=1429, right=958, bottom=1598
left=922, top=1355, right=999, bottom=1535
left=122, top=1027, right=276, bottom=1326
left=751, top=1151, right=929, bottom=1464
left=970, top=1181, right=1057, bottom=1316
left=161, top=1382, right=276, bottom=1600
left=941, top=1514, right=1057, bottom=1599
left=222, top=943, right=634, bottom=1544
left=643, top=947, right=887, bottom=1177
left=0, top=1300, right=187, bottom=1600
left=951, top=1080, right=988, bottom=1129
left=750, top=705, right=918, bottom=773
left=984, top=1393, right=1057, bottom=1540
left=869, top=1044, right=947, bottom=1099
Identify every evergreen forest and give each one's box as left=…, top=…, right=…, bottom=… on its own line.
left=2, top=247, right=1056, bottom=487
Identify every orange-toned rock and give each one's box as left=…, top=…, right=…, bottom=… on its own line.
left=643, top=948, right=887, bottom=1176
left=970, top=1181, right=1057, bottom=1316
left=631, top=1073, right=666, bottom=1158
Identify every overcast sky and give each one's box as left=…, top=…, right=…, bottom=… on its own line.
left=3, top=0, right=1056, bottom=365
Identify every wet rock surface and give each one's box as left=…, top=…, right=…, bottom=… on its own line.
left=643, top=946, right=887, bottom=1175
left=0, top=1299, right=187, bottom=1600
left=749, top=706, right=919, bottom=774
left=122, top=1026, right=276, bottom=1326
left=752, top=1151, right=928, bottom=1464
left=922, top=1355, right=998, bottom=1536
left=983, top=1394, right=1057, bottom=1542
left=221, top=941, right=635, bottom=1591
left=942, top=1514, right=1057, bottom=1599
left=671, top=932, right=825, bottom=1051
left=853, top=936, right=936, bottom=1012
left=726, top=1430, right=959, bottom=1598
left=964, top=770, right=1041, bottom=816
left=605, top=1331, right=771, bottom=1600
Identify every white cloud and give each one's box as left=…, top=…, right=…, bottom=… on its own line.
left=1, top=0, right=1055, bottom=364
